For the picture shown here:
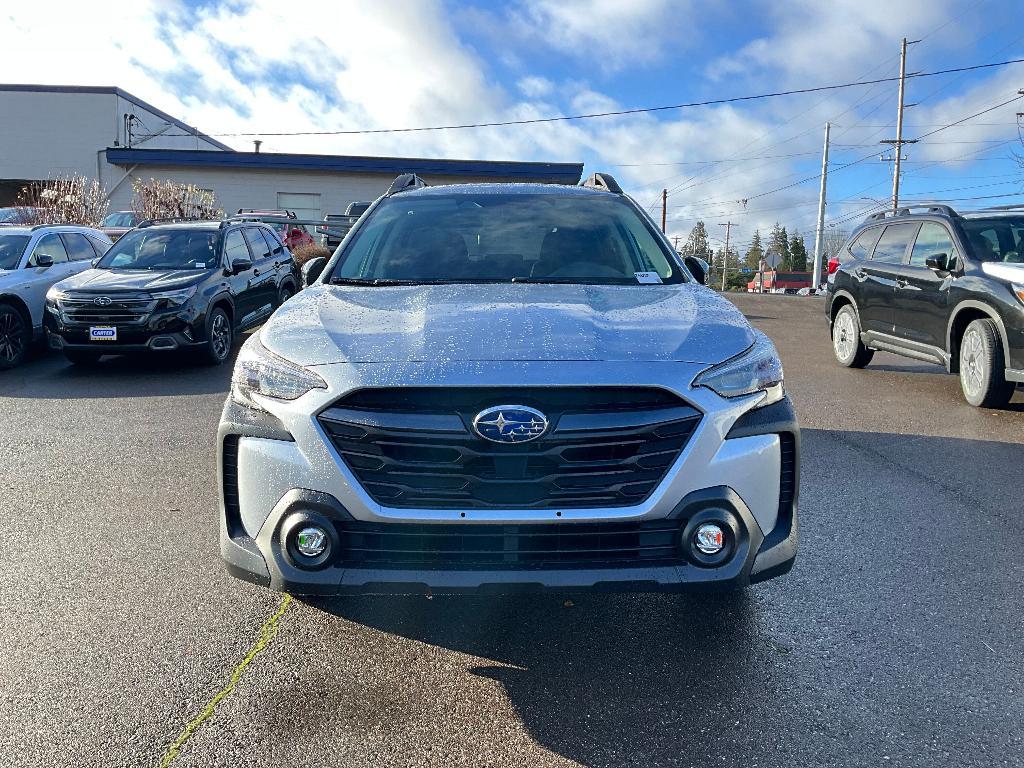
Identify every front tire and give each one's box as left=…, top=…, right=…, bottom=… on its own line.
left=958, top=318, right=1014, bottom=408
left=0, top=302, right=29, bottom=370
left=203, top=307, right=234, bottom=365
left=832, top=305, right=873, bottom=368
left=277, top=284, right=294, bottom=307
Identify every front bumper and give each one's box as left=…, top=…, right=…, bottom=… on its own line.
left=46, top=304, right=206, bottom=353
left=218, top=360, right=799, bottom=594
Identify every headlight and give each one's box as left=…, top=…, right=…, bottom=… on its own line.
left=693, top=330, right=785, bottom=406
left=149, top=286, right=197, bottom=306
left=230, top=334, right=327, bottom=410
left=1012, top=283, right=1024, bottom=306
left=45, top=286, right=68, bottom=304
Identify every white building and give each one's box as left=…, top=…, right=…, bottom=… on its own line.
left=0, top=84, right=583, bottom=217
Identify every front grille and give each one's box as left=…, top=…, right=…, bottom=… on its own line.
left=59, top=293, right=153, bottom=325
left=333, top=519, right=686, bottom=570
left=318, top=387, right=702, bottom=510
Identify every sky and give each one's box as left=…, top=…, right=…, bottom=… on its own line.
left=2, top=0, right=1024, bottom=255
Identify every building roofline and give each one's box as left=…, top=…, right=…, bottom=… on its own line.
left=0, top=83, right=234, bottom=152
left=104, top=148, right=585, bottom=183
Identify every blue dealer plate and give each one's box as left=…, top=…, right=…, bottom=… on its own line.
left=89, top=326, right=117, bottom=341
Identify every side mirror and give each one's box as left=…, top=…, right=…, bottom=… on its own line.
left=924, top=253, right=950, bottom=271
left=302, top=257, right=327, bottom=287
left=230, top=257, right=253, bottom=275
left=34, top=254, right=54, bottom=268
left=683, top=255, right=708, bottom=285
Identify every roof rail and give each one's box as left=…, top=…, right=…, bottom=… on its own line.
left=137, top=216, right=210, bottom=228
left=974, top=203, right=1024, bottom=212
left=30, top=223, right=64, bottom=231
left=385, top=173, right=427, bottom=196
left=236, top=208, right=297, bottom=218
left=580, top=172, right=622, bottom=194
left=864, top=203, right=959, bottom=223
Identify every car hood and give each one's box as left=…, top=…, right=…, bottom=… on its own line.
left=981, top=261, right=1024, bottom=283
left=261, top=283, right=756, bottom=366
left=54, top=268, right=206, bottom=293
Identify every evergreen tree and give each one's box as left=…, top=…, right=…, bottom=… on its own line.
left=788, top=229, right=808, bottom=271
left=744, top=229, right=764, bottom=271
left=766, top=223, right=790, bottom=270
left=682, top=221, right=711, bottom=260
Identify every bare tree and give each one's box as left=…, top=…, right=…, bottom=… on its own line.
left=15, top=175, right=109, bottom=226
left=131, top=178, right=223, bottom=221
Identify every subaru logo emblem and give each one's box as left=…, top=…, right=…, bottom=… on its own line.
left=93, top=296, right=112, bottom=306
left=472, top=405, right=548, bottom=444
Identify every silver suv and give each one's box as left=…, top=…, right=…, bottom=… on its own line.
left=0, top=225, right=113, bottom=369
left=218, top=173, right=799, bottom=594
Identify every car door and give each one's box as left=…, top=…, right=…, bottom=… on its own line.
left=853, top=222, right=919, bottom=334
left=59, top=232, right=102, bottom=278
left=241, top=227, right=278, bottom=318
left=22, top=233, right=77, bottom=330
left=893, top=221, right=959, bottom=351
left=222, top=227, right=261, bottom=328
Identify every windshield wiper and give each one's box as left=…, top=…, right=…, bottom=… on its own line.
left=330, top=277, right=511, bottom=286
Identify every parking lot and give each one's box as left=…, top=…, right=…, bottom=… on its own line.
left=1, top=293, right=1021, bottom=768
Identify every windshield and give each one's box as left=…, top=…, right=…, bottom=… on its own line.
left=960, top=217, right=1024, bottom=263
left=0, top=208, right=29, bottom=224
left=101, top=212, right=137, bottom=227
left=0, top=234, right=30, bottom=270
left=329, top=193, right=684, bottom=285
left=96, top=229, right=220, bottom=270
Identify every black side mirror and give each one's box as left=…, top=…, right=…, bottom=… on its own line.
left=230, top=257, right=253, bottom=275
left=924, top=253, right=950, bottom=271
left=34, top=254, right=54, bottom=268
left=683, top=255, right=708, bottom=285
left=302, top=257, right=328, bottom=287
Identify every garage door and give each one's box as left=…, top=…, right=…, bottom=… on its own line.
left=277, top=192, right=321, bottom=234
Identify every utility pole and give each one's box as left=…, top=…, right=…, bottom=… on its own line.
left=812, top=122, right=830, bottom=290
left=881, top=37, right=918, bottom=212
left=719, top=222, right=737, bottom=291
left=672, top=235, right=680, bottom=251
left=661, top=189, right=667, bottom=233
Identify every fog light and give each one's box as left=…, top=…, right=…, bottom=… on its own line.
left=694, top=523, right=725, bottom=555
left=295, top=526, right=328, bottom=558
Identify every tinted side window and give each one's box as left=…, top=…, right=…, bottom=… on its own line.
left=872, top=223, right=918, bottom=264
left=86, top=235, right=111, bottom=257
left=909, top=223, right=957, bottom=267
left=30, top=233, right=70, bottom=265
left=848, top=227, right=882, bottom=260
left=224, top=229, right=251, bottom=263
left=243, top=228, right=272, bottom=260
left=61, top=232, right=97, bottom=261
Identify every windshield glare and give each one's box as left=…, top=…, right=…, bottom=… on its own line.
left=101, top=212, right=137, bottom=227
left=331, top=193, right=684, bottom=284
left=96, top=229, right=220, bottom=271
left=961, top=217, right=1024, bottom=263
left=0, top=234, right=30, bottom=270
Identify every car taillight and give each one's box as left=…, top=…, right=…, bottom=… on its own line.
left=827, top=257, right=840, bottom=275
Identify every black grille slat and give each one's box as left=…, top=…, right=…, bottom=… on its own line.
left=319, top=387, right=701, bottom=510
left=333, top=519, right=686, bottom=570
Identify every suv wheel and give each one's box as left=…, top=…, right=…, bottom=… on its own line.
left=832, top=305, right=873, bottom=368
left=204, top=307, right=233, bottom=365
left=0, top=302, right=29, bottom=370
left=278, top=284, right=294, bottom=306
left=959, top=318, right=1014, bottom=408
left=63, top=350, right=102, bottom=366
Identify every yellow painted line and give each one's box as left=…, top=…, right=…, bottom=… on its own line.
left=157, top=594, right=293, bottom=767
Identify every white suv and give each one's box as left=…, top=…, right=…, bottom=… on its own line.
left=0, top=225, right=113, bottom=369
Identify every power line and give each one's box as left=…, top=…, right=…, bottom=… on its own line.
left=171, top=56, right=1024, bottom=138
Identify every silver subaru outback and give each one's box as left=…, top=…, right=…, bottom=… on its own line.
left=219, top=173, right=798, bottom=594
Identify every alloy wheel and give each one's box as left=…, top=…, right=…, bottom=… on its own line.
left=833, top=311, right=855, bottom=361
left=211, top=313, right=231, bottom=360
left=960, top=328, right=984, bottom=397
left=0, top=310, right=26, bottom=364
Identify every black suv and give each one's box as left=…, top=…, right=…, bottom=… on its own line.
left=826, top=204, right=1024, bottom=407
left=45, top=220, right=299, bottom=365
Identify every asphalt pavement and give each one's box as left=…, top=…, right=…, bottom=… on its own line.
left=1, top=294, right=1021, bottom=767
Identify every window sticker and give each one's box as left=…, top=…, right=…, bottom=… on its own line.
left=634, top=271, right=663, bottom=284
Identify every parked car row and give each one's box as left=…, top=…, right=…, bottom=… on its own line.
left=0, top=219, right=299, bottom=369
